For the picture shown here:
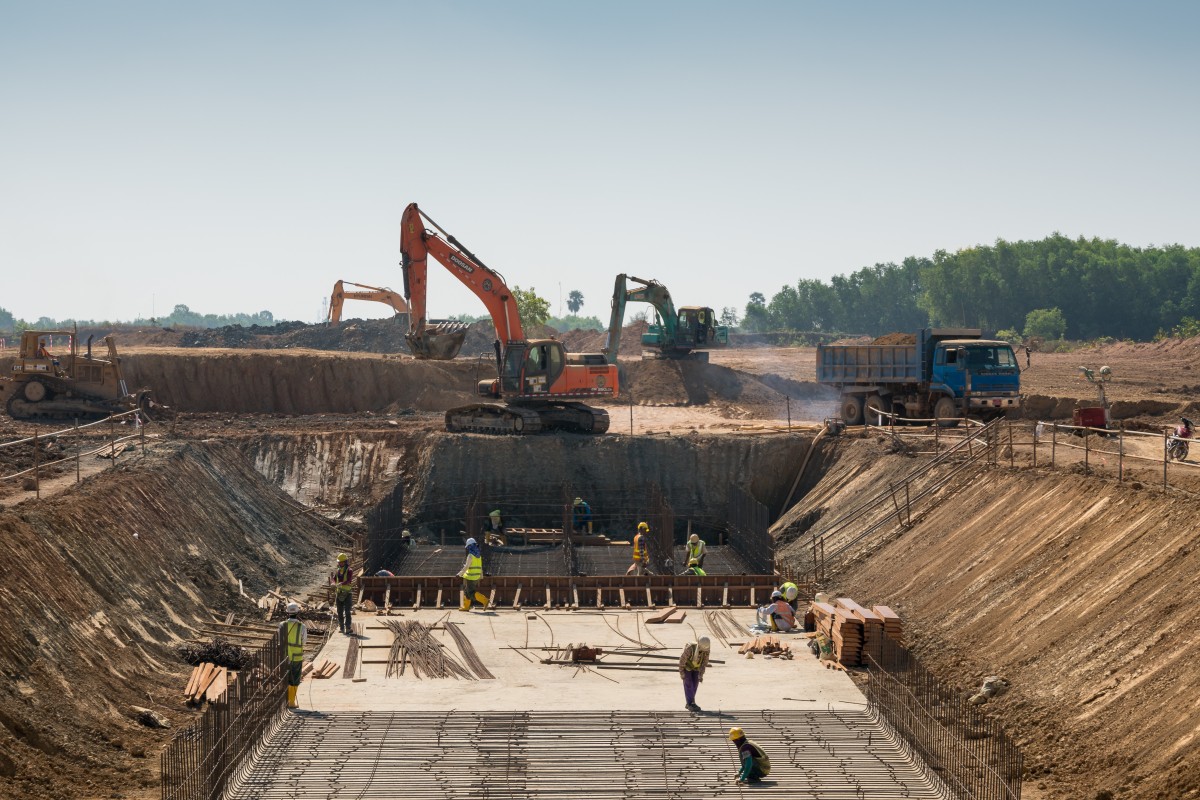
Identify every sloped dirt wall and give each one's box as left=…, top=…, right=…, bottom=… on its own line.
left=779, top=442, right=1200, bottom=800
left=0, top=442, right=335, bottom=800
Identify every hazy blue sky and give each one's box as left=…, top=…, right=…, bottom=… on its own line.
left=2, top=1, right=1198, bottom=327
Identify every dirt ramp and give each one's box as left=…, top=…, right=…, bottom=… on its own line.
left=621, top=358, right=833, bottom=418
left=0, top=442, right=334, bottom=799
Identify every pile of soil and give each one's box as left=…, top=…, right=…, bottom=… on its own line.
left=872, top=332, right=916, bottom=345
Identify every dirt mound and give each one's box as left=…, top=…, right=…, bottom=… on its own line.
left=0, top=441, right=335, bottom=800
left=620, top=358, right=833, bottom=420
left=872, top=332, right=916, bottom=345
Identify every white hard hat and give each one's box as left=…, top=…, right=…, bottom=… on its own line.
left=697, top=636, right=711, bottom=651
left=286, top=602, right=300, bottom=614
left=689, top=533, right=699, bottom=543
left=783, top=585, right=798, bottom=601
left=465, top=538, right=477, bottom=548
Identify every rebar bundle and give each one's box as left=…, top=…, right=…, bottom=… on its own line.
left=442, top=621, right=495, bottom=680
left=381, top=620, right=474, bottom=680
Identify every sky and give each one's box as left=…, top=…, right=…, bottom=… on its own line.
left=2, top=1, right=1199, bottom=327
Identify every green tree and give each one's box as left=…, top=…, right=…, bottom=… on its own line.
left=513, top=286, right=550, bottom=328
left=720, top=306, right=739, bottom=327
left=0, top=307, right=14, bottom=333
left=566, top=289, right=584, bottom=315
left=743, top=292, right=770, bottom=332
left=1023, top=307, right=1067, bottom=340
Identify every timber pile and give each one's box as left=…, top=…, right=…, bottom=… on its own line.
left=812, top=602, right=862, bottom=666
left=873, top=605, right=904, bottom=644
left=645, top=606, right=687, bottom=624
left=738, top=635, right=793, bottom=659
left=183, top=662, right=233, bottom=705
left=306, top=659, right=340, bottom=679
left=837, top=598, right=884, bottom=665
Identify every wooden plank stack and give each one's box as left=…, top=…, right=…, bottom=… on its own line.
left=305, top=659, right=341, bottom=679
left=737, top=635, right=793, bottom=658
left=645, top=606, right=687, bottom=624
left=811, top=602, right=862, bottom=666
left=872, top=605, right=904, bottom=644
left=183, top=662, right=232, bottom=705
left=837, top=598, right=884, bottom=665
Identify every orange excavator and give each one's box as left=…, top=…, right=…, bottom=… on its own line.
left=400, top=202, right=618, bottom=434
left=326, top=280, right=410, bottom=325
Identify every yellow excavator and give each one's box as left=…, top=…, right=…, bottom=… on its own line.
left=326, top=280, right=410, bottom=325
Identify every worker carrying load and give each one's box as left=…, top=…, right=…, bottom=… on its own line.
left=728, top=728, right=771, bottom=785
left=626, top=522, right=651, bottom=575
left=331, top=553, right=355, bottom=635
left=278, top=602, right=307, bottom=710
left=457, top=538, right=489, bottom=612
left=572, top=497, right=593, bottom=534
left=679, top=637, right=711, bottom=712
left=685, top=533, right=706, bottom=569
left=756, top=590, right=796, bottom=631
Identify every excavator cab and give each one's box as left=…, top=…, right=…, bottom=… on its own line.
left=483, top=340, right=567, bottom=398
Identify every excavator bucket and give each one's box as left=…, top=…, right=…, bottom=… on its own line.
left=406, top=320, right=469, bottom=360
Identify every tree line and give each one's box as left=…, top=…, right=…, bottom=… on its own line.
left=0, top=304, right=276, bottom=334
left=741, top=234, right=1200, bottom=342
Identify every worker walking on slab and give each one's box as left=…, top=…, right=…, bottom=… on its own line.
left=332, top=553, right=355, bottom=635
left=686, top=533, right=707, bottom=569
left=627, top=522, right=651, bottom=575
left=458, top=538, right=489, bottom=611
left=573, top=497, right=593, bottom=534
left=679, top=636, right=711, bottom=712
left=728, top=727, right=771, bottom=784
left=279, top=602, right=307, bottom=710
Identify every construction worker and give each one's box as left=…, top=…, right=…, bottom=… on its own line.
left=682, top=559, right=706, bottom=577
left=331, top=553, right=355, bottom=635
left=486, top=509, right=505, bottom=544
left=679, top=637, right=711, bottom=712
left=756, top=590, right=795, bottom=631
left=685, top=533, right=707, bottom=569
left=627, top=522, right=651, bottom=576
left=728, top=727, right=771, bottom=785
left=573, top=497, right=593, bottom=534
left=780, top=581, right=800, bottom=612
left=279, top=602, right=306, bottom=710
left=457, top=538, right=489, bottom=611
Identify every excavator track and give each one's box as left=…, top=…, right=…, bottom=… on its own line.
left=445, top=402, right=609, bottom=435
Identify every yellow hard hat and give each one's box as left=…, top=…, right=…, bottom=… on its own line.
left=638, top=522, right=649, bottom=532
left=688, top=558, right=700, bottom=567
left=574, top=497, right=583, bottom=505
left=728, top=727, right=744, bottom=741
left=337, top=553, right=348, bottom=562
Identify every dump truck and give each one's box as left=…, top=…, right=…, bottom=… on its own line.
left=1, top=330, right=155, bottom=420
left=816, top=329, right=1021, bottom=426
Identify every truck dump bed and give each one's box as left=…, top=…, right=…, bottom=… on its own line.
left=816, top=344, right=921, bottom=385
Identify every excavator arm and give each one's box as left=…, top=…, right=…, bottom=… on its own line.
left=327, top=280, right=410, bottom=325
left=400, top=202, right=524, bottom=360
left=602, top=274, right=678, bottom=363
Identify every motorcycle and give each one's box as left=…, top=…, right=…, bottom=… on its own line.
left=1167, top=417, right=1194, bottom=461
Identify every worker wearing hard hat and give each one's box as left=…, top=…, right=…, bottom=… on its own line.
left=279, top=602, right=307, bottom=709
left=678, top=637, right=711, bottom=713
left=457, top=538, right=489, bottom=612
left=627, top=522, right=651, bottom=576
left=756, top=590, right=796, bottom=631
left=685, top=533, right=707, bottom=569
left=572, top=498, right=593, bottom=534
left=728, top=727, right=771, bottom=784
left=780, top=581, right=800, bottom=612
left=331, top=553, right=355, bottom=635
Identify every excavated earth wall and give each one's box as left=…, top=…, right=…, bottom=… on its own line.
left=777, top=437, right=1200, bottom=800
left=0, top=442, right=335, bottom=800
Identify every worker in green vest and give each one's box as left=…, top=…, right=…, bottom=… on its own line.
left=278, top=602, right=307, bottom=709
left=457, top=538, right=489, bottom=611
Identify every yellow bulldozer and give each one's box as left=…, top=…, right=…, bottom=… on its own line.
left=0, top=330, right=156, bottom=420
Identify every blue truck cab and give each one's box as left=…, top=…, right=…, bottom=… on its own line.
left=816, top=328, right=1022, bottom=426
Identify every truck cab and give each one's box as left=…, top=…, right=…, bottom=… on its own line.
left=929, top=337, right=1021, bottom=421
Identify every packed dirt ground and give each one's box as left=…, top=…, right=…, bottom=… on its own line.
left=4, top=324, right=1200, bottom=799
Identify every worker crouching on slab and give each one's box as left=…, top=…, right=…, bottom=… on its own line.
left=279, top=602, right=307, bottom=710
left=458, top=538, right=489, bottom=612
left=332, top=553, right=355, bottom=634
left=728, top=727, right=771, bottom=785
left=686, top=533, right=706, bottom=569
left=679, top=636, right=711, bottom=712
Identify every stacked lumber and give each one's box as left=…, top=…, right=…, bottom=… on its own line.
left=645, top=607, right=687, bottom=624
left=872, top=605, right=904, bottom=644
left=837, top=598, right=884, bottom=665
left=306, top=659, right=340, bottom=679
left=737, top=635, right=793, bottom=659
left=183, top=662, right=232, bottom=705
left=811, top=602, right=862, bottom=666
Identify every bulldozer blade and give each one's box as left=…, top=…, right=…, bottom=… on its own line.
left=406, top=322, right=468, bottom=360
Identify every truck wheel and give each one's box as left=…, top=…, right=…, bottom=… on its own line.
left=933, top=397, right=959, bottom=428
left=841, top=395, right=863, bottom=426
left=865, top=395, right=888, bottom=426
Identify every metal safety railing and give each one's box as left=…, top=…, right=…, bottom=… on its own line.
left=161, top=634, right=288, bottom=800
left=867, top=637, right=1022, bottom=800
left=0, top=409, right=148, bottom=498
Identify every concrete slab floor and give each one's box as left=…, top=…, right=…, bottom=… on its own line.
left=298, top=608, right=863, bottom=714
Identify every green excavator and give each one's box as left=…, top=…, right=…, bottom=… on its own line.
left=602, top=274, right=729, bottom=363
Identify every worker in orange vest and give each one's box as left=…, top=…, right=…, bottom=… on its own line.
left=626, top=522, right=650, bottom=575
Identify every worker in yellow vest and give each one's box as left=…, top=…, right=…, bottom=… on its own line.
left=278, top=602, right=307, bottom=709
left=626, top=522, right=651, bottom=575
left=331, top=553, right=355, bottom=635
left=678, top=637, right=711, bottom=712
left=457, top=538, right=489, bottom=611
left=686, top=534, right=707, bottom=569
left=780, top=581, right=800, bottom=612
